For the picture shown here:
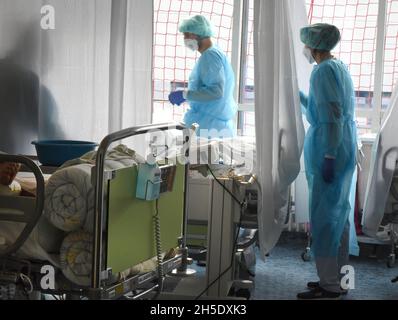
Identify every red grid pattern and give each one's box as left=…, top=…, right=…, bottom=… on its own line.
left=153, top=0, right=234, bottom=124
left=243, top=0, right=255, bottom=103
left=242, top=0, right=391, bottom=136
left=384, top=0, right=398, bottom=93
left=307, top=0, right=379, bottom=98
left=240, top=0, right=255, bottom=137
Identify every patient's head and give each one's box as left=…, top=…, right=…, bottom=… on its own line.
left=0, top=162, right=20, bottom=186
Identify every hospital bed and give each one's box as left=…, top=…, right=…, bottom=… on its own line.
left=0, top=123, right=191, bottom=300
left=360, top=163, right=398, bottom=268
left=362, top=84, right=398, bottom=268
left=182, top=138, right=258, bottom=299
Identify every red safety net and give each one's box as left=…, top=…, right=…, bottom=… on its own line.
left=240, top=0, right=255, bottom=136
left=307, top=0, right=398, bottom=131
left=243, top=0, right=398, bottom=136
left=153, top=1, right=398, bottom=136
left=153, top=0, right=234, bottom=124
left=243, top=0, right=254, bottom=103
left=307, top=0, right=378, bottom=100
left=384, top=0, right=398, bottom=93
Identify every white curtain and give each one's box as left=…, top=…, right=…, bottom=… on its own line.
left=0, top=0, right=153, bottom=155
left=253, top=0, right=311, bottom=257
left=362, top=82, right=398, bottom=237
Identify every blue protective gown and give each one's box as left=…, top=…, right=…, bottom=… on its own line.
left=300, top=59, right=357, bottom=258
left=184, top=46, right=238, bottom=138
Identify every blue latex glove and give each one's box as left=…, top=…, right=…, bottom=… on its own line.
left=322, top=157, right=335, bottom=183
left=168, top=91, right=186, bottom=106
left=299, top=91, right=308, bottom=108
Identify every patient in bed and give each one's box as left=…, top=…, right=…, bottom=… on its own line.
left=0, top=162, right=20, bottom=186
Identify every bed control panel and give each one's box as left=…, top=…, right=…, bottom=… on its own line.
left=136, top=164, right=176, bottom=201
left=159, top=164, right=176, bottom=194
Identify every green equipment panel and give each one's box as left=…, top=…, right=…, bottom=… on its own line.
left=107, top=164, right=185, bottom=274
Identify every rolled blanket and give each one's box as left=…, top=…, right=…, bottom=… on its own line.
left=60, top=144, right=145, bottom=171
left=122, top=256, right=160, bottom=280
left=44, top=164, right=94, bottom=232
left=60, top=231, right=92, bottom=287
left=44, top=145, right=142, bottom=232
left=0, top=216, right=64, bottom=267
left=59, top=231, right=175, bottom=286
left=120, top=248, right=178, bottom=280
left=0, top=182, right=64, bottom=265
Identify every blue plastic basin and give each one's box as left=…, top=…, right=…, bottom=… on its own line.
left=31, top=140, right=98, bottom=166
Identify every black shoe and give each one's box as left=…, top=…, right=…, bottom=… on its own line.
left=307, top=281, right=320, bottom=289
left=297, top=287, right=342, bottom=300
left=307, top=281, right=348, bottom=295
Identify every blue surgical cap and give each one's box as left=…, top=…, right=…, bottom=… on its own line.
left=179, top=15, right=215, bottom=38
left=300, top=23, right=341, bottom=51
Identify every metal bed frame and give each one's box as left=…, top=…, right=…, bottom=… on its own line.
left=0, top=122, right=191, bottom=300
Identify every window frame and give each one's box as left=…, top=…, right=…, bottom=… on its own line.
left=152, top=0, right=393, bottom=136
left=233, top=0, right=255, bottom=136
left=235, top=0, right=393, bottom=135
left=370, top=0, right=388, bottom=133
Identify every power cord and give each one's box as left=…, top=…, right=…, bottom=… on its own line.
left=207, top=165, right=245, bottom=207
left=153, top=199, right=164, bottom=298
left=19, top=273, right=33, bottom=296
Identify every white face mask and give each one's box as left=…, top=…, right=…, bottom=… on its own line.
left=184, top=39, right=199, bottom=52
left=303, top=47, right=315, bottom=64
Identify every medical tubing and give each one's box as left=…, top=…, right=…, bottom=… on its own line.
left=206, top=165, right=245, bottom=207
left=194, top=165, right=246, bottom=299
left=153, top=199, right=164, bottom=293
left=20, top=273, right=33, bottom=295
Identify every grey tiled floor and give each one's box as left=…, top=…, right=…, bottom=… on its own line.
left=252, top=233, right=398, bottom=300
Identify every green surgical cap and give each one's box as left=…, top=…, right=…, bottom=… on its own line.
left=179, top=15, right=214, bottom=38
left=300, top=23, right=341, bottom=51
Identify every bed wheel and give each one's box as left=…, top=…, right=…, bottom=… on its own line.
left=301, top=248, right=311, bottom=262
left=228, top=287, right=251, bottom=300
left=387, top=254, right=396, bottom=268
left=235, top=288, right=251, bottom=300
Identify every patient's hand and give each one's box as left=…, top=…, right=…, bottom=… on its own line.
left=0, top=162, right=21, bottom=186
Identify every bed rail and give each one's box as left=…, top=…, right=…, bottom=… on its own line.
left=0, top=155, right=45, bottom=257
left=91, top=122, right=190, bottom=289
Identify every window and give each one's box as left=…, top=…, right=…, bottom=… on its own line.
left=153, top=0, right=398, bottom=137
left=384, top=0, right=398, bottom=94
left=241, top=0, right=255, bottom=104
left=237, top=0, right=255, bottom=137
left=307, top=0, right=398, bottom=135
left=153, top=0, right=234, bottom=124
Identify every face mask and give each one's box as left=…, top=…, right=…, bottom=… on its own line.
left=184, top=39, right=199, bottom=52
left=303, top=47, right=315, bottom=64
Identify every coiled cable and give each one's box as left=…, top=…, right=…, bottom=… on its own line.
left=153, top=199, right=164, bottom=293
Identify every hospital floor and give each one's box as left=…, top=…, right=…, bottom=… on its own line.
left=183, top=232, right=398, bottom=300
left=251, top=232, right=398, bottom=300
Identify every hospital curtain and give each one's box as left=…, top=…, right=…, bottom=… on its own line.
left=362, top=82, right=398, bottom=236
left=0, top=0, right=153, bottom=155
left=253, top=0, right=311, bottom=257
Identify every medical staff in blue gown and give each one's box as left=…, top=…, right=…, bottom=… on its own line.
left=168, top=15, right=238, bottom=138
left=297, top=24, right=357, bottom=299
